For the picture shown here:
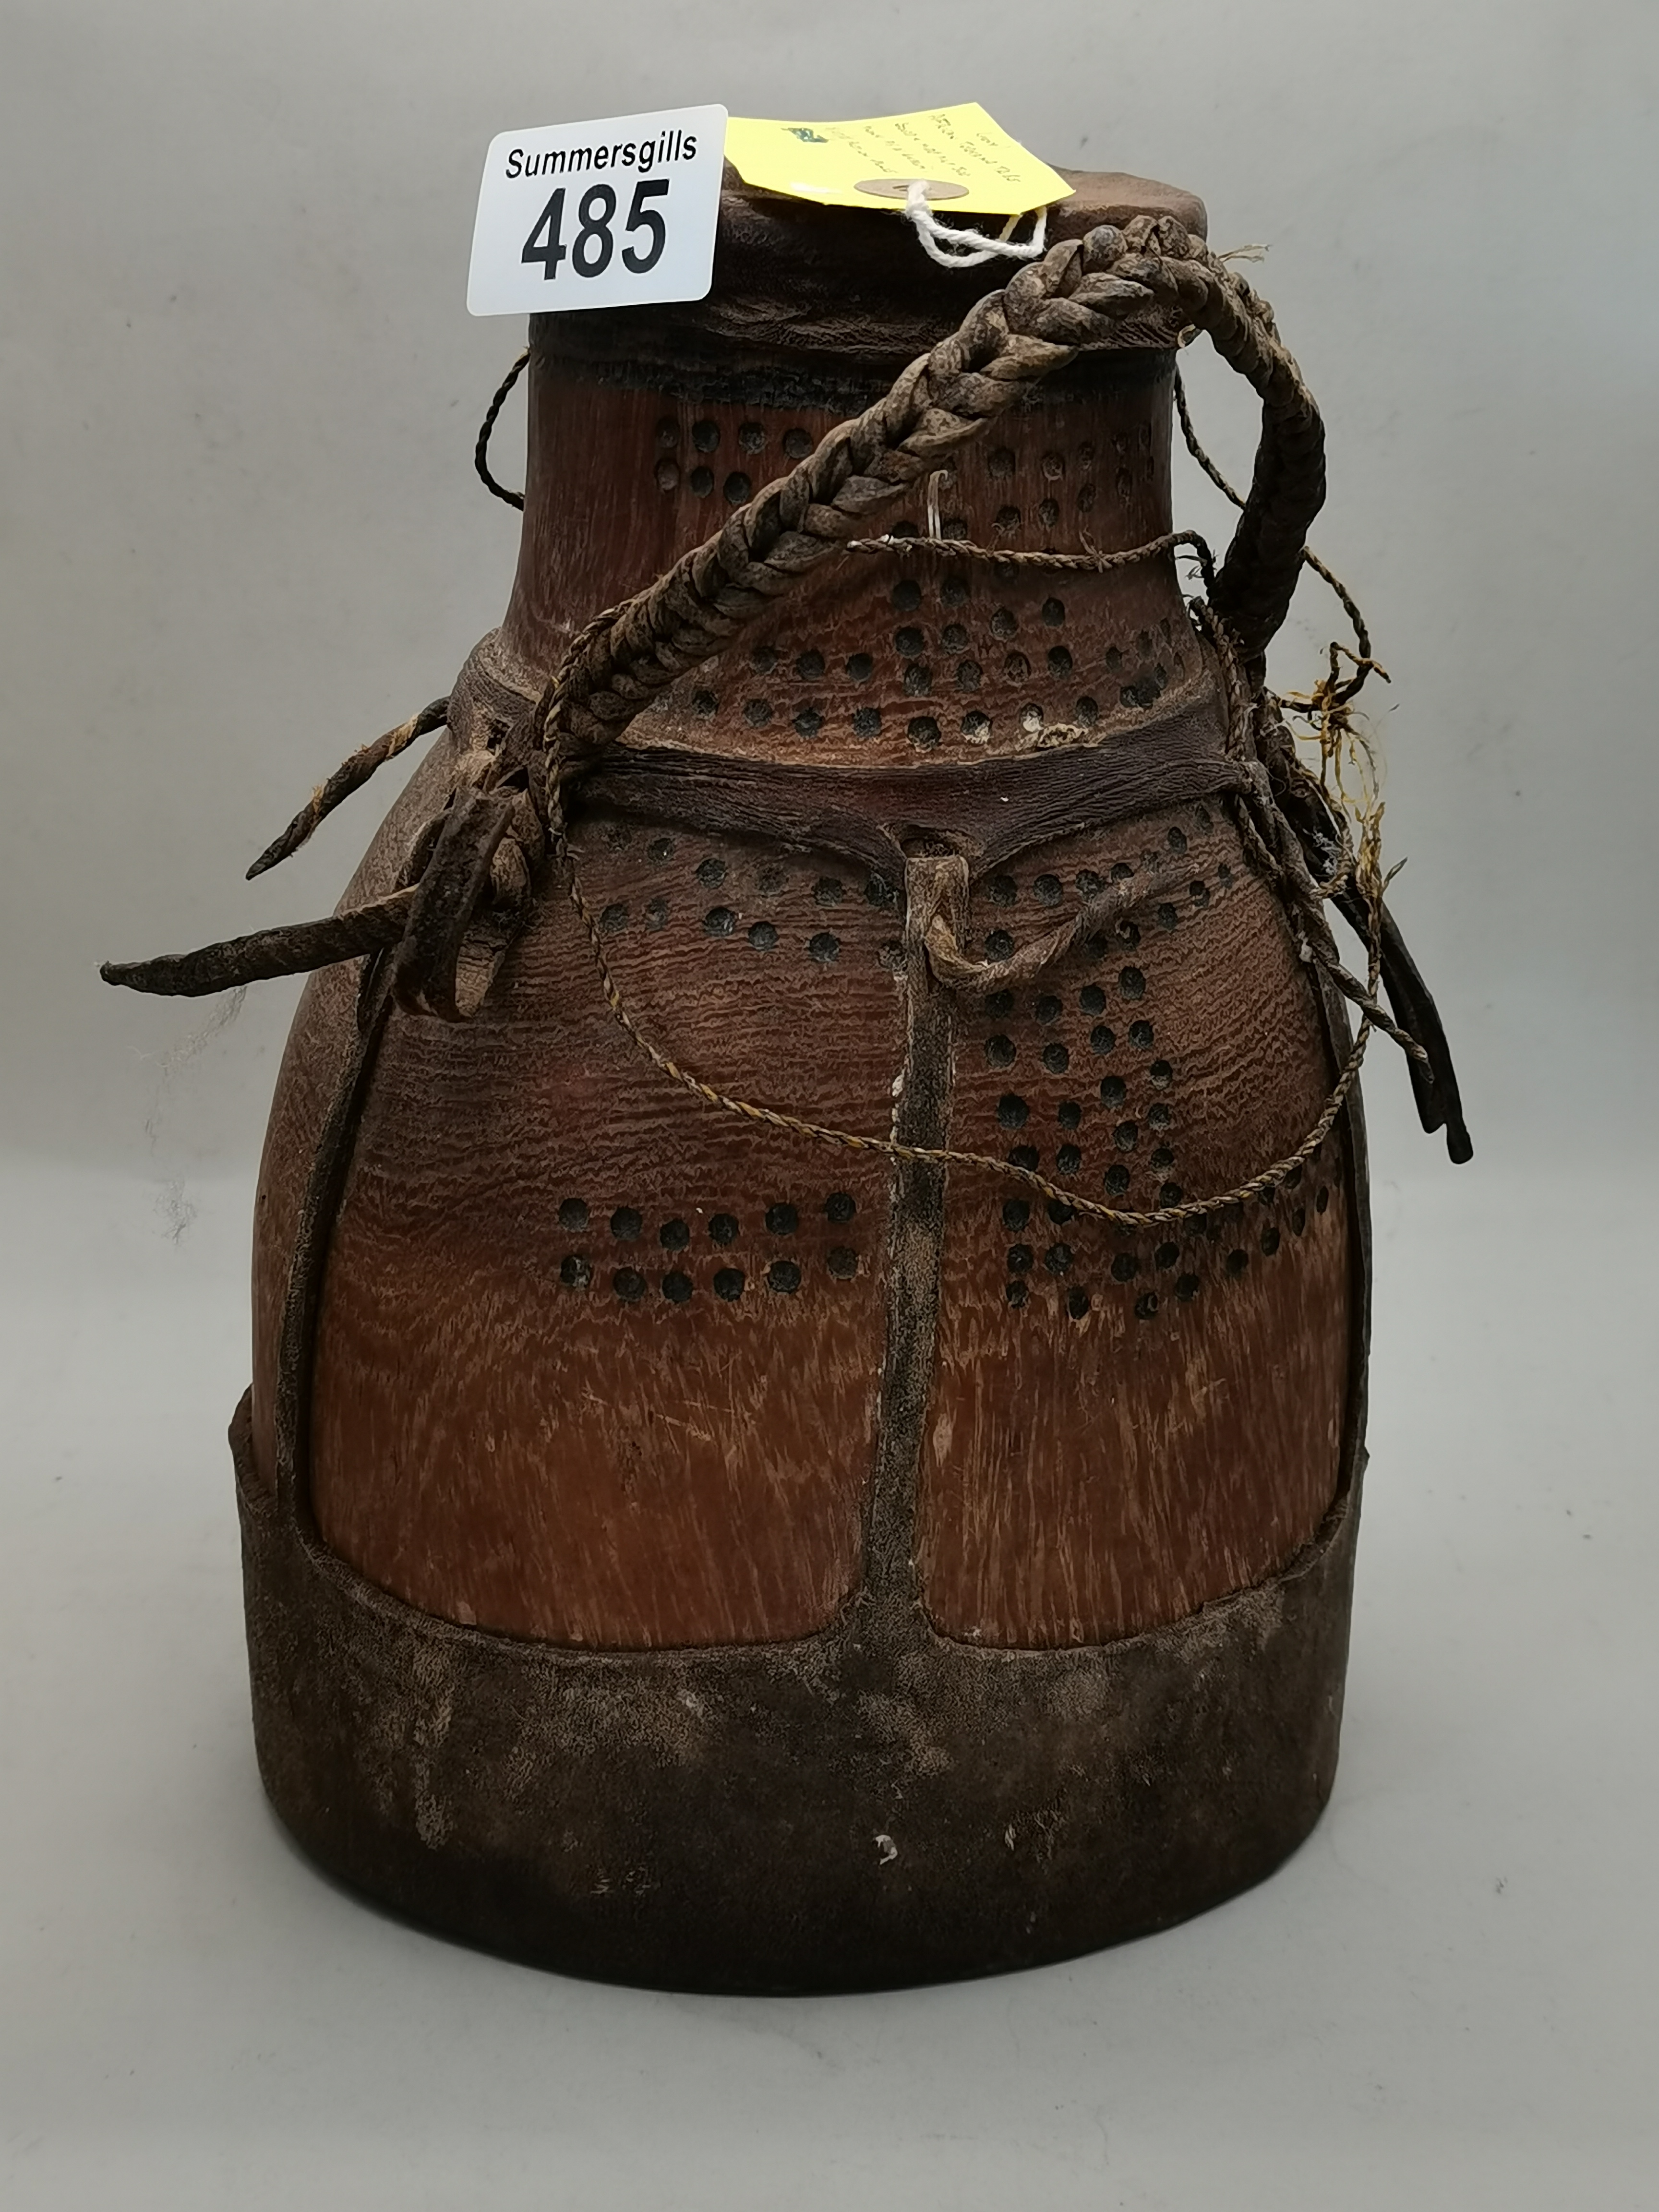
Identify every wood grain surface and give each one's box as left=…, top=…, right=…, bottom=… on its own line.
left=306, top=805, right=900, bottom=1645
left=248, top=174, right=1356, bottom=1652
left=918, top=808, right=1350, bottom=1645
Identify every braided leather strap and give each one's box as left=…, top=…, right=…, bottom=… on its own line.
left=538, top=216, right=1324, bottom=757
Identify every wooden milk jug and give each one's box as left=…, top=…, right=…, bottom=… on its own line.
left=106, top=165, right=1468, bottom=1991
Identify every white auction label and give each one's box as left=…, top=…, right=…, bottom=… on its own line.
left=467, top=105, right=727, bottom=316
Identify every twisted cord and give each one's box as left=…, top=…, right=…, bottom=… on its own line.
left=903, top=182, right=1051, bottom=269
left=535, top=514, right=1383, bottom=1229
left=475, top=348, right=529, bottom=511
left=111, top=220, right=1388, bottom=1217
left=543, top=730, right=1371, bottom=1232
left=843, top=526, right=1219, bottom=596
left=531, top=216, right=1323, bottom=767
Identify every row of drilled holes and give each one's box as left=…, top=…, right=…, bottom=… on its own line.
left=556, top=1193, right=1333, bottom=1312
left=677, top=582, right=1180, bottom=739
left=561, top=1256, right=858, bottom=1301
left=555, top=1195, right=857, bottom=1236
left=653, top=421, right=1150, bottom=469
left=661, top=555, right=1186, bottom=740
left=588, top=844, right=899, bottom=964
left=971, top=819, right=1229, bottom=1201
left=750, top=580, right=1181, bottom=639
left=554, top=1193, right=863, bottom=1301
left=650, top=421, right=1155, bottom=510
left=1002, top=1175, right=1334, bottom=1322
left=986, top=1005, right=1182, bottom=1197
left=588, top=824, right=1228, bottom=979
left=658, top=475, right=1137, bottom=527
left=594, top=820, right=1204, bottom=877
left=676, top=700, right=1171, bottom=747
left=596, top=905, right=902, bottom=966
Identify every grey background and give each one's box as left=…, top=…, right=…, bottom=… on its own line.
left=2, top=1, right=1655, bottom=2204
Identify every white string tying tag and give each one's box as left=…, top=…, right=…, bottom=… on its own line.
left=903, top=179, right=1051, bottom=269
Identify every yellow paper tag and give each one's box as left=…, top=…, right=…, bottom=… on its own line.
left=723, top=103, right=1073, bottom=217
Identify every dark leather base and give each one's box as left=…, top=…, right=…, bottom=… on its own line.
left=236, top=1394, right=1361, bottom=1995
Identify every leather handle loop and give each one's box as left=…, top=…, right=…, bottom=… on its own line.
left=1109, top=217, right=1325, bottom=667
left=538, top=218, right=1325, bottom=763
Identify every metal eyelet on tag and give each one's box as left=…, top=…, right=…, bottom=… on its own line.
left=854, top=177, right=969, bottom=201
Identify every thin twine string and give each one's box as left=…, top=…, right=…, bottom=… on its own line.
left=445, top=278, right=1410, bottom=1226
left=550, top=787, right=1375, bottom=1234
left=844, top=527, right=1219, bottom=596
left=903, top=181, right=1051, bottom=269
left=544, top=755, right=1374, bottom=1235
left=537, top=533, right=1385, bottom=1234
left=117, top=219, right=1441, bottom=1208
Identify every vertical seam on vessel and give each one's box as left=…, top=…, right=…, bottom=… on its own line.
left=854, top=857, right=957, bottom=1650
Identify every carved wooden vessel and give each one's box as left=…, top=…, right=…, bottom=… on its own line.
left=122, top=167, right=1468, bottom=1991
